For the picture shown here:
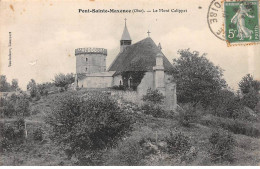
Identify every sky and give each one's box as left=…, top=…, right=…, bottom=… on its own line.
left=0, top=0, right=259, bottom=90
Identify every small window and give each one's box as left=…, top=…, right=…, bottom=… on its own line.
left=86, top=58, right=88, bottom=62
left=86, top=67, right=88, bottom=71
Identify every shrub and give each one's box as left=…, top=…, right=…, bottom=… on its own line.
left=0, top=119, right=26, bottom=151
left=14, top=98, right=30, bottom=117
left=208, top=129, right=235, bottom=163
left=239, top=74, right=260, bottom=95
left=0, top=137, right=13, bottom=151
left=201, top=115, right=260, bottom=138
left=111, top=85, right=126, bottom=91
left=33, top=127, right=44, bottom=141
left=177, top=104, right=202, bottom=127
left=165, top=132, right=192, bottom=157
left=0, top=98, right=15, bottom=118
left=241, top=88, right=259, bottom=109
left=142, top=88, right=165, bottom=104
left=210, top=89, right=243, bottom=119
left=53, top=73, right=74, bottom=91
left=141, top=103, right=165, bottom=118
left=46, top=91, right=132, bottom=161
left=106, top=138, right=146, bottom=165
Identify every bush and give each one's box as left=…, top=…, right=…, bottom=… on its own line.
left=0, top=98, right=15, bottom=118
left=177, top=104, right=202, bottom=127
left=111, top=85, right=126, bottom=91
left=14, top=98, right=30, bottom=117
left=141, top=103, right=165, bottom=118
left=0, top=137, right=13, bottom=151
left=142, top=88, right=165, bottom=104
left=201, top=115, right=260, bottom=138
left=33, top=127, right=44, bottom=141
left=0, top=119, right=26, bottom=151
left=53, top=73, right=74, bottom=91
left=46, top=91, right=132, bottom=161
left=210, top=89, right=243, bottom=119
left=208, top=129, right=235, bottom=163
left=0, top=93, right=31, bottom=118
left=166, top=132, right=192, bottom=156
left=106, top=138, right=146, bottom=166
left=239, top=74, right=260, bottom=95
left=241, top=88, right=259, bottom=109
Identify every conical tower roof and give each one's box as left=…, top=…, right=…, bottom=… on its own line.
left=120, top=23, right=131, bottom=41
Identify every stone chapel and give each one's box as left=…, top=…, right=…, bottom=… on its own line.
left=74, top=20, right=177, bottom=110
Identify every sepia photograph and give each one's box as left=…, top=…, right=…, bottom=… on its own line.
left=0, top=0, right=260, bottom=166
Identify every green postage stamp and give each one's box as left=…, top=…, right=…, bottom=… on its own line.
left=224, top=1, right=259, bottom=45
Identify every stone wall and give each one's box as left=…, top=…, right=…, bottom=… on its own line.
left=78, top=76, right=113, bottom=88
left=164, top=73, right=177, bottom=110
left=137, top=72, right=154, bottom=97
left=113, top=75, right=123, bottom=86
left=110, top=90, right=142, bottom=105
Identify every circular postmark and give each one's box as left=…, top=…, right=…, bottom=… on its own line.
left=207, top=0, right=225, bottom=41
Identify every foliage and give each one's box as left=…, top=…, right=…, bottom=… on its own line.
left=33, top=127, right=44, bottom=141
left=53, top=73, right=74, bottom=91
left=105, top=138, right=146, bottom=166
left=0, top=97, right=15, bottom=118
left=15, top=98, right=30, bottom=117
left=27, top=79, right=38, bottom=98
left=177, top=103, right=202, bottom=127
left=241, top=88, right=259, bottom=109
left=46, top=91, right=132, bottom=160
left=208, top=129, right=235, bottom=163
left=0, top=93, right=30, bottom=118
left=37, top=83, right=49, bottom=96
left=142, top=88, right=165, bottom=104
left=239, top=74, right=260, bottom=94
left=11, top=79, right=19, bottom=91
left=165, top=132, right=192, bottom=156
left=141, top=103, right=165, bottom=118
left=210, top=89, right=243, bottom=119
left=0, top=119, right=26, bottom=152
left=111, top=85, right=127, bottom=91
left=0, top=75, right=20, bottom=92
left=171, top=49, right=226, bottom=107
left=201, top=115, right=260, bottom=138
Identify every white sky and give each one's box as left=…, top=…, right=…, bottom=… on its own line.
left=0, top=0, right=259, bottom=90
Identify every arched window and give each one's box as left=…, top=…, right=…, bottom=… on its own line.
left=86, top=58, right=88, bottom=62
left=86, top=67, right=88, bottom=72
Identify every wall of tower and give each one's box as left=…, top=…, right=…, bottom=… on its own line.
left=75, top=48, right=107, bottom=74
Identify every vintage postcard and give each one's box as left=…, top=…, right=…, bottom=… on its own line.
left=0, top=0, right=260, bottom=166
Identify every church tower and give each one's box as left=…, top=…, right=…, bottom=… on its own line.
left=120, top=19, right=132, bottom=53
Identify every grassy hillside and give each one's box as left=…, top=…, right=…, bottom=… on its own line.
left=1, top=89, right=260, bottom=166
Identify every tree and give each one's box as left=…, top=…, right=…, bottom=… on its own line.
left=142, top=88, right=165, bottom=104
left=238, top=74, right=260, bottom=109
left=239, top=74, right=260, bottom=94
left=241, top=88, right=259, bottom=109
left=27, top=79, right=38, bottom=98
left=0, top=75, right=11, bottom=92
left=46, top=91, right=132, bottom=162
left=11, top=79, right=19, bottom=91
left=53, top=73, right=74, bottom=91
left=171, top=49, right=226, bottom=106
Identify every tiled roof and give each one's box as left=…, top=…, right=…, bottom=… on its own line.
left=108, top=37, right=173, bottom=75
